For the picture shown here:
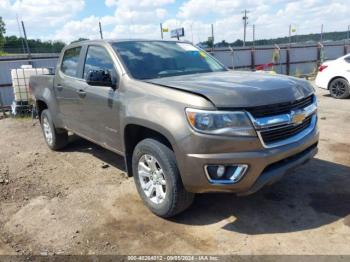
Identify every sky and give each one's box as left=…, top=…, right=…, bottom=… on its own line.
left=0, top=0, right=349, bottom=44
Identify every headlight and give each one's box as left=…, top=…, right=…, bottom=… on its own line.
left=185, top=108, right=256, bottom=136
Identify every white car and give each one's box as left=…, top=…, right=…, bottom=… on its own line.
left=315, top=54, right=350, bottom=99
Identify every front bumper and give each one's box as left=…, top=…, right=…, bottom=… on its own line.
left=177, top=123, right=319, bottom=194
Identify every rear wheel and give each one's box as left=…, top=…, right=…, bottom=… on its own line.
left=132, top=138, right=194, bottom=218
left=329, top=78, right=350, bottom=99
left=40, top=109, right=68, bottom=150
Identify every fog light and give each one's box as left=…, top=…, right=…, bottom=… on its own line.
left=205, top=164, right=248, bottom=184
left=217, top=165, right=226, bottom=177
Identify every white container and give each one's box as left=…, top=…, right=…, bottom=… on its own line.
left=11, top=67, right=49, bottom=102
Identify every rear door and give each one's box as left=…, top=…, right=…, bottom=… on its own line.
left=78, top=44, right=122, bottom=150
left=55, top=46, right=86, bottom=131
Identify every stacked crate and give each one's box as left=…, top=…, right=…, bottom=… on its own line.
left=11, top=65, right=49, bottom=115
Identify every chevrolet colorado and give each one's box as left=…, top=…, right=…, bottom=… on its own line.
left=30, top=40, right=319, bottom=217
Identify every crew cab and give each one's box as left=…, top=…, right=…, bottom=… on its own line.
left=30, top=40, right=319, bottom=217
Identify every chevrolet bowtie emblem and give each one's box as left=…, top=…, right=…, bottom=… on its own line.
left=291, top=112, right=306, bottom=124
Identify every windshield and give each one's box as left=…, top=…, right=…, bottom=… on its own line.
left=112, top=41, right=226, bottom=80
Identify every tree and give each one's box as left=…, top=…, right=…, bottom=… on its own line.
left=216, top=40, right=229, bottom=48
left=3, top=35, right=65, bottom=53
left=232, top=39, right=243, bottom=47
left=0, top=16, right=6, bottom=51
left=71, top=38, right=89, bottom=44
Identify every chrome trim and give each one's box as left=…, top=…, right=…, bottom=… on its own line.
left=249, top=97, right=317, bottom=130
left=256, top=114, right=317, bottom=148
left=246, top=96, right=318, bottom=148
left=250, top=113, right=291, bottom=129
left=204, top=164, right=248, bottom=185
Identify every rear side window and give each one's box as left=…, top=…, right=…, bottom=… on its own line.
left=83, top=45, right=116, bottom=80
left=345, top=56, right=350, bottom=63
left=61, top=47, right=82, bottom=77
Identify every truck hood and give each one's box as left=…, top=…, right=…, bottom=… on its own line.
left=146, top=71, right=314, bottom=108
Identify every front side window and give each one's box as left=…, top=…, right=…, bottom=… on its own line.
left=61, top=47, right=82, bottom=77
left=112, top=41, right=226, bottom=80
left=83, top=45, right=116, bottom=80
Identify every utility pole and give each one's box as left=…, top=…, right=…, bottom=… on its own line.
left=160, top=23, right=164, bottom=40
left=190, top=23, right=194, bottom=44
left=289, top=24, right=292, bottom=45
left=242, top=9, right=249, bottom=47
left=320, top=24, right=324, bottom=42
left=99, top=21, right=103, bottom=39
left=211, top=24, right=214, bottom=51
left=16, top=15, right=26, bottom=54
left=252, top=24, right=255, bottom=47
left=21, top=21, right=31, bottom=61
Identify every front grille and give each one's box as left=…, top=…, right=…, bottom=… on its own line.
left=247, top=95, right=314, bottom=118
left=260, top=115, right=313, bottom=144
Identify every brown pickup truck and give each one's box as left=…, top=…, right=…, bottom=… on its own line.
left=30, top=39, right=319, bottom=217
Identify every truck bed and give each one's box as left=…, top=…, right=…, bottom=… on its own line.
left=30, top=74, right=55, bottom=99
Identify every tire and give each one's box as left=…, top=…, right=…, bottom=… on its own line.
left=132, top=138, right=194, bottom=218
left=329, top=78, right=350, bottom=99
left=40, top=109, right=68, bottom=150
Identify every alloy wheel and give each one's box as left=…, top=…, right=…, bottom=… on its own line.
left=138, top=154, right=167, bottom=204
left=43, top=117, right=53, bottom=146
left=330, top=80, right=347, bottom=98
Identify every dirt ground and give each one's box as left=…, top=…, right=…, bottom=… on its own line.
left=0, top=87, right=349, bottom=256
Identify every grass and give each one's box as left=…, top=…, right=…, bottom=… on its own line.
left=0, top=51, right=9, bottom=56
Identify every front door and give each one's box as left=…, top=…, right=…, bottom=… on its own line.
left=78, top=45, right=122, bottom=151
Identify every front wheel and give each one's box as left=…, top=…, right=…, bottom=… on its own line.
left=132, top=138, right=194, bottom=218
left=40, top=109, right=68, bottom=150
left=329, top=78, right=350, bottom=99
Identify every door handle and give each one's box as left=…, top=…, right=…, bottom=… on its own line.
left=56, top=84, right=63, bottom=91
left=76, top=89, right=86, bottom=97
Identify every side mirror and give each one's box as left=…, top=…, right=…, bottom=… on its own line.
left=86, top=70, right=117, bottom=90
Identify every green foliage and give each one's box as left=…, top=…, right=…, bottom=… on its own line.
left=0, top=16, right=6, bottom=51
left=200, top=30, right=350, bottom=48
left=216, top=40, right=229, bottom=48
left=3, top=35, right=66, bottom=54
left=71, top=38, right=89, bottom=44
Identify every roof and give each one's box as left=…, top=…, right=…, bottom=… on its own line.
left=70, top=39, right=191, bottom=45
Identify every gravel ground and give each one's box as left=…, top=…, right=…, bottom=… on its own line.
left=0, top=87, right=349, bottom=256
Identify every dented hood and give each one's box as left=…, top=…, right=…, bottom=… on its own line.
left=146, top=70, right=314, bottom=108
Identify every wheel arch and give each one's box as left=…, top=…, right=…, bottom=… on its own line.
left=123, top=123, right=176, bottom=178
left=36, top=99, right=48, bottom=121
left=327, top=76, right=349, bottom=90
